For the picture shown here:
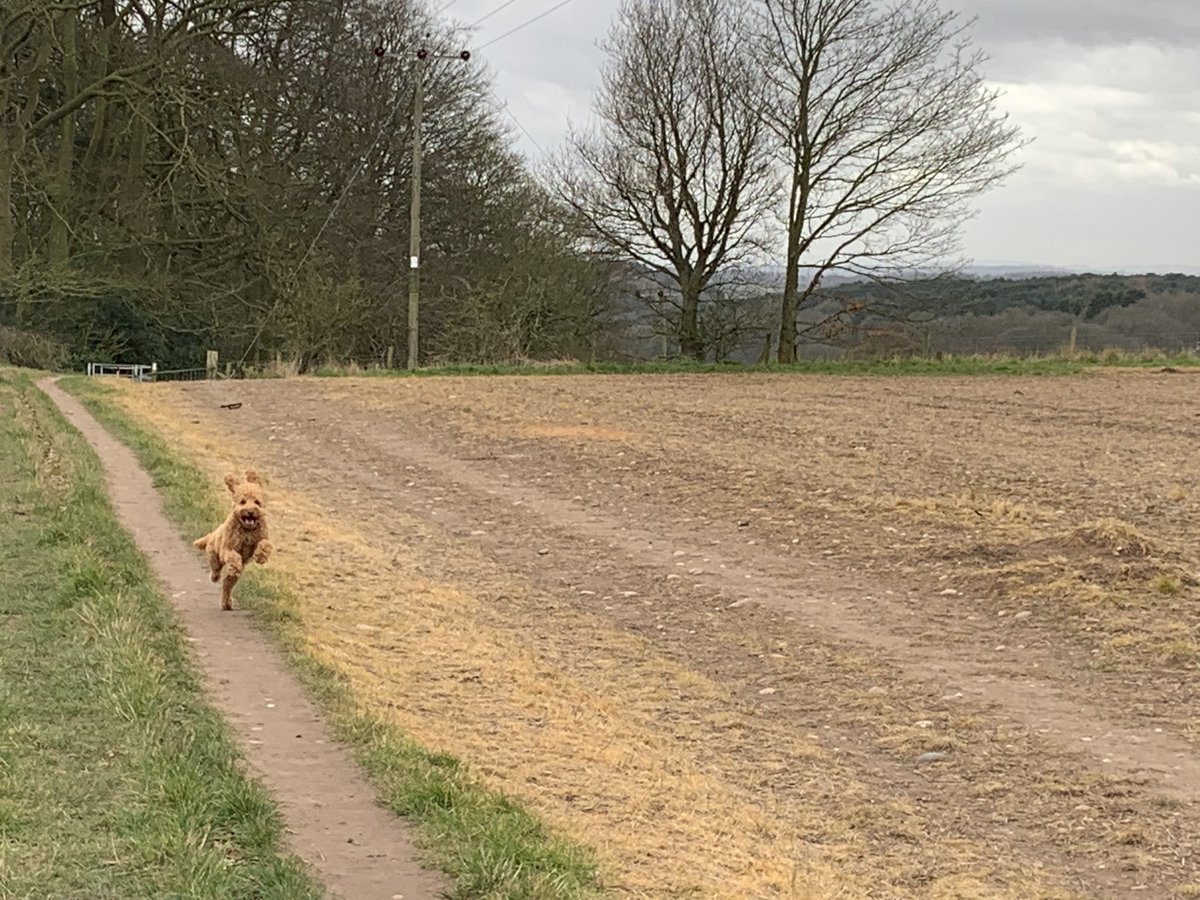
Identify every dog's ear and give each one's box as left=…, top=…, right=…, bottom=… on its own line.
left=224, top=473, right=240, bottom=493
left=244, top=468, right=260, bottom=484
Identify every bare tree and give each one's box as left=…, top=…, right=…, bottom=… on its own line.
left=757, top=0, right=1025, bottom=362
left=551, top=0, right=776, bottom=360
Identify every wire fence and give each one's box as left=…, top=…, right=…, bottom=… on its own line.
left=84, top=365, right=228, bottom=383
left=151, top=367, right=216, bottom=383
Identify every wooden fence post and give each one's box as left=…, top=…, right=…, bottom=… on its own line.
left=206, top=350, right=218, bottom=380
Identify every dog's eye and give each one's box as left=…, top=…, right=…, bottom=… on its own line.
left=254, top=499, right=262, bottom=507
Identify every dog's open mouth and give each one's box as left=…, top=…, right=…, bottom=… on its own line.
left=239, top=511, right=260, bottom=529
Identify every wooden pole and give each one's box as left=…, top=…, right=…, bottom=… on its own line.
left=407, top=51, right=426, bottom=371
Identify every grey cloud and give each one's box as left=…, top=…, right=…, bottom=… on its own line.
left=958, top=0, right=1200, bottom=47
left=966, top=178, right=1200, bottom=271
left=442, top=0, right=1199, bottom=269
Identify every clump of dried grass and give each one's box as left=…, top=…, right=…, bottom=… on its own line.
left=1067, top=518, right=1161, bottom=558
left=878, top=491, right=1040, bottom=529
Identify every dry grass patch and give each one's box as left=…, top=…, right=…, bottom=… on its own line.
left=1067, top=517, right=1164, bottom=558
left=1154, top=574, right=1183, bottom=596
left=947, top=518, right=1200, bottom=668
left=877, top=491, right=1043, bottom=528
left=268, top=486, right=866, bottom=898
left=519, top=424, right=633, bottom=442
left=1155, top=637, right=1200, bottom=665
left=877, top=723, right=964, bottom=756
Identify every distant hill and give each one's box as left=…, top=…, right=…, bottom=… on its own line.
left=823, top=272, right=1200, bottom=319
left=812, top=272, right=1200, bottom=358
left=604, top=267, right=1200, bottom=362
left=962, top=264, right=1076, bottom=279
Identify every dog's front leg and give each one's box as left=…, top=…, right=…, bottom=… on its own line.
left=219, top=549, right=242, bottom=611
left=253, top=539, right=273, bottom=565
left=220, top=571, right=239, bottom=611
left=220, top=548, right=244, bottom=577
left=206, top=547, right=223, bottom=583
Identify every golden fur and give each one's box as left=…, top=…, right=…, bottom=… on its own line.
left=194, top=469, right=273, bottom=611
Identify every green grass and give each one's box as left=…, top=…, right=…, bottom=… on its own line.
left=308, top=355, right=1089, bottom=377
left=0, top=369, right=322, bottom=899
left=61, top=375, right=605, bottom=900
left=298, top=348, right=1200, bottom=379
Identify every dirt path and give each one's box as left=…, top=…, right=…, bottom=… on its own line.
left=39, top=378, right=448, bottom=900
left=104, top=374, right=1200, bottom=898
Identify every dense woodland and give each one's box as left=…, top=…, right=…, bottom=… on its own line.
left=1, top=0, right=1192, bottom=371
left=1, top=0, right=614, bottom=371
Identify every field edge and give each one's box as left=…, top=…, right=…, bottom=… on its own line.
left=59, top=375, right=607, bottom=900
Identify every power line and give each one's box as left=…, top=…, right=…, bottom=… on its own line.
left=436, top=0, right=468, bottom=13
left=488, top=86, right=548, bottom=157
left=469, top=0, right=524, bottom=29
left=477, top=0, right=576, bottom=51
left=239, top=91, right=408, bottom=365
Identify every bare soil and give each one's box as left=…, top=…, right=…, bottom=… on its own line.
left=40, top=378, right=448, bottom=900
left=109, top=372, right=1200, bottom=898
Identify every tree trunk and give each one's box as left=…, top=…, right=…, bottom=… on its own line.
left=777, top=224, right=803, bottom=363
left=0, top=129, right=15, bottom=278
left=679, top=282, right=703, bottom=360
left=777, top=155, right=813, bottom=365
left=48, top=10, right=79, bottom=263
left=119, top=113, right=148, bottom=268
left=778, top=267, right=799, bottom=364
left=81, top=0, right=117, bottom=208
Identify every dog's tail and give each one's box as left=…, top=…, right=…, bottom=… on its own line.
left=193, top=534, right=210, bottom=550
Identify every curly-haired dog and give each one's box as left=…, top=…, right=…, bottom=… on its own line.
left=194, top=469, right=273, bottom=611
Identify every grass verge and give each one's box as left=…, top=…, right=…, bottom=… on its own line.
left=0, top=369, right=322, bottom=899
left=309, top=355, right=1092, bottom=377
left=295, top=348, right=1200, bottom=379
left=60, top=375, right=604, bottom=900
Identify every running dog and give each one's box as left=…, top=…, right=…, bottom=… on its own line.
left=194, top=469, right=273, bottom=610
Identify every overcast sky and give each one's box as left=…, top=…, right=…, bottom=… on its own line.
left=445, top=0, right=1200, bottom=273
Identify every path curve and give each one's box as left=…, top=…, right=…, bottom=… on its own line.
left=40, top=378, right=448, bottom=900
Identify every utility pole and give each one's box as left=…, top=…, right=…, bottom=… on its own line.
left=407, top=49, right=426, bottom=371
left=404, top=45, right=471, bottom=371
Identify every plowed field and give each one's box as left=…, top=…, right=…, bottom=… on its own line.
left=109, top=371, right=1200, bottom=898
